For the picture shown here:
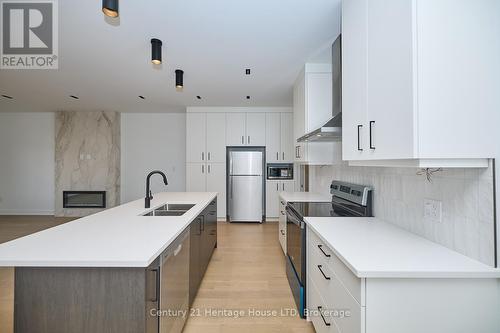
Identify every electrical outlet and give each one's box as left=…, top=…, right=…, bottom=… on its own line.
left=424, top=199, right=442, bottom=223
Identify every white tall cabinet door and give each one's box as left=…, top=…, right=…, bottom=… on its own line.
left=206, top=113, right=227, bottom=162
left=266, top=181, right=280, bottom=218
left=366, top=0, right=415, bottom=160
left=246, top=113, right=266, bottom=146
left=265, top=113, right=281, bottom=163
left=206, top=163, right=226, bottom=218
left=342, top=0, right=368, bottom=161
left=186, top=163, right=206, bottom=192
left=280, top=113, right=294, bottom=162
left=282, top=181, right=294, bottom=193
left=226, top=113, right=246, bottom=146
left=186, top=113, right=207, bottom=163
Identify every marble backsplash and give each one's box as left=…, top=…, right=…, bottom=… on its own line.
left=55, top=111, right=120, bottom=217
left=309, top=161, right=496, bottom=266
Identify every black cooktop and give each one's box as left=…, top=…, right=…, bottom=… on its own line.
left=287, top=201, right=346, bottom=218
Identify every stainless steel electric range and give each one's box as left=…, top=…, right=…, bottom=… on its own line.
left=285, top=181, right=373, bottom=318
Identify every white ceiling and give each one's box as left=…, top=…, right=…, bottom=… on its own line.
left=0, top=0, right=341, bottom=113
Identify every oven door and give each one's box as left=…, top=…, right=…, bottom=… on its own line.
left=286, top=206, right=305, bottom=283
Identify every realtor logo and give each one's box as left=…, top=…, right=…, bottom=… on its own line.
left=1, top=0, right=58, bottom=69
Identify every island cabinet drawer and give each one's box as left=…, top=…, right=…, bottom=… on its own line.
left=308, top=227, right=363, bottom=304
left=308, top=276, right=341, bottom=333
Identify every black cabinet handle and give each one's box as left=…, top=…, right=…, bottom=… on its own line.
left=317, top=265, right=331, bottom=280
left=317, top=244, right=331, bottom=257
left=369, top=121, right=375, bottom=150
left=148, top=268, right=159, bottom=302
left=318, top=306, right=331, bottom=326
left=357, top=125, right=363, bottom=151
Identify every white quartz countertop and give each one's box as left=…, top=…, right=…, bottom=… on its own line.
left=305, top=217, right=500, bottom=278
left=0, top=192, right=217, bottom=268
left=279, top=191, right=331, bottom=203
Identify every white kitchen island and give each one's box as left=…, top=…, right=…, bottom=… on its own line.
left=0, top=192, right=218, bottom=333
left=305, top=217, right=500, bottom=333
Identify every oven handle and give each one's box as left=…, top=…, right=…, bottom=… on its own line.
left=286, top=206, right=304, bottom=229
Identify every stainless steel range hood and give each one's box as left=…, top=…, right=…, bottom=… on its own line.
left=297, top=112, right=342, bottom=142
left=298, top=34, right=342, bottom=143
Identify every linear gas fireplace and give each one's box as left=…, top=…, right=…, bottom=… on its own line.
left=63, top=191, right=106, bottom=209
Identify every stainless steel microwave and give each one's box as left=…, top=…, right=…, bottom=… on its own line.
left=267, top=163, right=293, bottom=180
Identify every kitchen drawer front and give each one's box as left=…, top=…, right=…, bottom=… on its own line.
left=308, top=227, right=362, bottom=304
left=308, top=276, right=341, bottom=333
left=308, top=254, right=363, bottom=333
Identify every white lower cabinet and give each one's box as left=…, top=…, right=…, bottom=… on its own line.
left=186, top=163, right=226, bottom=218
left=266, top=181, right=294, bottom=219
left=278, top=197, right=287, bottom=255
left=307, top=226, right=500, bottom=333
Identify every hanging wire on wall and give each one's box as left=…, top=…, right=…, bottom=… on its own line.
left=416, top=168, right=443, bottom=182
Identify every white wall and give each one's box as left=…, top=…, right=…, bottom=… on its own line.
left=121, top=113, right=186, bottom=204
left=0, top=113, right=55, bottom=215
left=309, top=162, right=496, bottom=266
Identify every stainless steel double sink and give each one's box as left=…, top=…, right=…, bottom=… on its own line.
left=141, top=203, right=195, bottom=217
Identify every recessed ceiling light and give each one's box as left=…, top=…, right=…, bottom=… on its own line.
left=139, top=95, right=145, bottom=100
left=70, top=95, right=79, bottom=100
left=246, top=96, right=250, bottom=100
left=196, top=96, right=201, bottom=100
left=1, top=94, right=13, bottom=99
left=151, top=39, right=162, bottom=65
left=102, top=0, right=119, bottom=18
left=245, top=69, right=251, bottom=75
left=175, top=69, right=184, bottom=89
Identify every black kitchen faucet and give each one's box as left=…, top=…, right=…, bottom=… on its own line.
left=145, top=170, right=168, bottom=208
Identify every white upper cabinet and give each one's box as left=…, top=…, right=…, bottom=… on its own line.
left=246, top=113, right=266, bottom=146
left=265, top=113, right=281, bottom=163
left=206, top=113, right=226, bottom=162
left=266, top=113, right=294, bottom=163
left=186, top=113, right=207, bottom=163
left=280, top=113, right=294, bottom=162
left=226, top=112, right=266, bottom=146
left=186, top=163, right=206, bottom=192
left=342, top=0, right=499, bottom=167
left=226, top=113, right=247, bottom=146
left=293, top=64, right=340, bottom=165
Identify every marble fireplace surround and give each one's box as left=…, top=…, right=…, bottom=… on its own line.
left=55, top=111, right=120, bottom=217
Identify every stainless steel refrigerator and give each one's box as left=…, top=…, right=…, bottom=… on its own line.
left=227, top=147, right=265, bottom=222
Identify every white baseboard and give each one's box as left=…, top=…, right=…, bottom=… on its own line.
left=0, top=209, right=55, bottom=216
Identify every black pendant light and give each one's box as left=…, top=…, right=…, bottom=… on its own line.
left=102, top=0, right=119, bottom=18
left=151, top=39, right=162, bottom=65
left=175, top=70, right=184, bottom=89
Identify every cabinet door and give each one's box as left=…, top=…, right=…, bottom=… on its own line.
left=226, top=113, right=246, bottom=146
left=206, top=163, right=226, bottom=218
left=206, top=113, right=227, bottom=163
left=246, top=113, right=266, bottom=146
left=186, top=163, right=206, bottom=192
left=186, top=113, right=207, bottom=163
left=281, top=180, right=294, bottom=193
left=280, top=113, right=294, bottom=162
left=306, top=72, right=333, bottom=132
left=366, top=0, right=415, bottom=160
left=278, top=199, right=287, bottom=255
left=342, top=0, right=368, bottom=161
left=265, top=181, right=279, bottom=218
left=265, top=113, right=281, bottom=162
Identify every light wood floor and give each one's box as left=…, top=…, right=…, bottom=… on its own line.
left=183, top=222, right=314, bottom=333
left=0, top=215, right=74, bottom=333
left=0, top=217, right=313, bottom=333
